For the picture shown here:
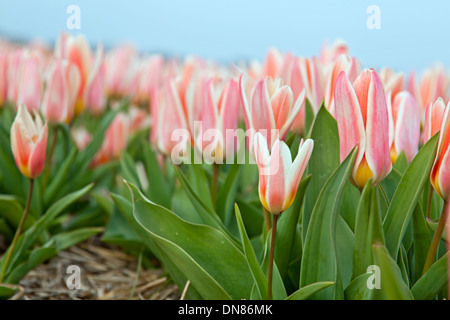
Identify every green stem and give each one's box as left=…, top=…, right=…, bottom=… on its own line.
left=0, top=179, right=34, bottom=283
left=263, top=208, right=271, bottom=236
left=211, top=163, right=220, bottom=207
left=422, top=201, right=449, bottom=275
left=426, top=187, right=434, bottom=219
left=42, top=125, right=58, bottom=187
left=268, top=214, right=278, bottom=300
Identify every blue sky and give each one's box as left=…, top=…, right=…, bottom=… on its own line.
left=0, top=0, right=448, bottom=72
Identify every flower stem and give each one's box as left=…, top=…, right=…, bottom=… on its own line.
left=422, top=201, right=449, bottom=275
left=211, top=163, right=220, bottom=207
left=42, top=125, right=58, bottom=187
left=426, top=187, right=434, bottom=219
left=263, top=208, right=271, bottom=235
left=0, top=179, right=34, bottom=283
left=268, top=214, right=278, bottom=300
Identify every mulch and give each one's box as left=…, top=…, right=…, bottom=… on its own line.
left=1, top=238, right=182, bottom=300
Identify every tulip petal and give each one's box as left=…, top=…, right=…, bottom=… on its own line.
left=334, top=71, right=365, bottom=177
left=28, top=123, right=48, bottom=178
left=393, top=92, right=420, bottom=162
left=284, top=138, right=313, bottom=210
left=364, top=70, right=392, bottom=184
left=265, top=139, right=289, bottom=214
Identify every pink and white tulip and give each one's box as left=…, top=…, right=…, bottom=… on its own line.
left=323, top=54, right=361, bottom=117
left=431, top=101, right=450, bottom=200
left=10, top=104, right=48, bottom=179
left=387, top=91, right=420, bottom=163
left=423, top=97, right=446, bottom=144
left=253, top=132, right=313, bottom=215
left=16, top=50, right=43, bottom=112
left=240, top=74, right=305, bottom=155
left=41, top=59, right=81, bottom=123
left=334, top=69, right=392, bottom=188
left=84, top=44, right=107, bottom=115
left=195, top=77, right=240, bottom=163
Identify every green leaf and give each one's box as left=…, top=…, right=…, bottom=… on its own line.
left=43, top=147, right=77, bottom=206
left=352, top=181, right=385, bottom=279
left=0, top=284, right=19, bottom=300
left=300, top=147, right=357, bottom=300
left=286, top=281, right=335, bottom=300
left=412, top=203, right=432, bottom=284
left=142, top=144, right=171, bottom=208
left=45, top=227, right=103, bottom=252
left=383, top=133, right=439, bottom=259
left=303, top=105, right=340, bottom=242
left=0, top=184, right=93, bottom=280
left=411, top=252, right=448, bottom=300
left=120, top=152, right=142, bottom=190
left=173, top=166, right=237, bottom=245
left=216, top=164, right=241, bottom=234
left=235, top=203, right=268, bottom=300
left=128, top=182, right=253, bottom=300
left=275, top=175, right=311, bottom=280
left=6, top=247, right=58, bottom=284
left=0, top=195, right=35, bottom=230
left=372, top=245, right=414, bottom=300
left=344, top=272, right=373, bottom=300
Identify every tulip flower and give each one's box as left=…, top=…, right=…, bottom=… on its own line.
left=387, top=91, right=420, bottom=163
left=57, top=34, right=92, bottom=116
left=379, top=67, right=404, bottom=103
left=253, top=131, right=313, bottom=215
left=10, top=104, right=48, bottom=179
left=319, top=39, right=350, bottom=66
left=240, top=74, right=305, bottom=156
left=430, top=101, right=450, bottom=201
left=323, top=54, right=361, bottom=117
left=71, top=126, right=92, bottom=151
left=408, top=65, right=450, bottom=123
left=253, top=131, right=313, bottom=300
left=334, top=69, right=392, bottom=189
left=263, top=48, right=284, bottom=79
left=151, top=79, right=190, bottom=158
left=0, top=45, right=8, bottom=106
left=41, top=59, right=81, bottom=123
left=84, top=45, right=107, bottom=115
left=16, top=50, right=43, bottom=112
left=195, top=77, right=240, bottom=164
left=7, top=48, right=24, bottom=104
left=92, top=112, right=129, bottom=166
left=105, top=44, right=138, bottom=99
left=423, top=101, right=450, bottom=275
left=286, top=56, right=324, bottom=135
left=423, top=97, right=446, bottom=144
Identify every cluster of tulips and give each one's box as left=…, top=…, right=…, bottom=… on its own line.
left=0, top=33, right=449, bottom=300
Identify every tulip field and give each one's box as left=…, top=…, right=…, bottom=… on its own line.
left=0, top=33, right=449, bottom=301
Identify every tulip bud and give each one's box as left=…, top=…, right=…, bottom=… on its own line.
left=423, top=97, right=446, bottom=144
left=10, top=104, right=48, bottom=179
left=240, top=74, right=304, bottom=157
left=334, top=69, right=392, bottom=188
left=41, top=59, right=81, bottom=123
left=387, top=91, right=420, bottom=163
left=431, top=101, right=450, bottom=200
left=253, top=132, right=313, bottom=215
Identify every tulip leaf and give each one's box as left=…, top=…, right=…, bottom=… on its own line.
left=44, top=227, right=103, bottom=252
left=128, top=182, right=253, bottom=299
left=300, top=147, right=357, bottom=300
left=216, top=164, right=242, bottom=235
left=43, top=147, right=78, bottom=206
left=371, top=244, right=414, bottom=300
left=142, top=144, right=171, bottom=208
left=0, top=284, right=19, bottom=300
left=275, top=175, right=311, bottom=280
left=303, top=105, right=340, bottom=242
left=120, top=151, right=142, bottom=190
left=286, top=281, right=335, bottom=300
left=383, top=133, right=439, bottom=259
left=411, top=252, right=448, bottom=300
left=352, top=181, right=385, bottom=279
left=235, top=203, right=268, bottom=300
left=0, top=184, right=93, bottom=281
left=173, top=166, right=238, bottom=245
left=344, top=272, right=373, bottom=300
left=411, top=203, right=432, bottom=284
left=0, top=195, right=35, bottom=230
